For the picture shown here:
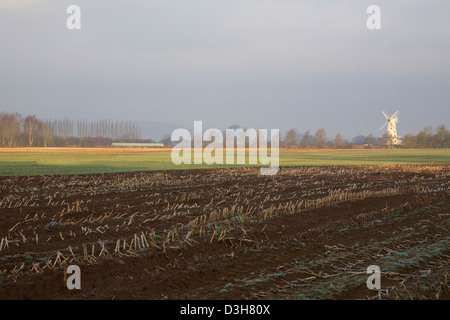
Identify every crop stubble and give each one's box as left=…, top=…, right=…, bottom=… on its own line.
left=0, top=165, right=449, bottom=299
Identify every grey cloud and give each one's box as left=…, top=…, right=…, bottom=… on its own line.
left=0, top=0, right=449, bottom=139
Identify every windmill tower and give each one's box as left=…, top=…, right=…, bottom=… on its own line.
left=380, top=110, right=401, bottom=145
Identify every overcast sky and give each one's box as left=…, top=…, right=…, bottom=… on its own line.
left=1, top=0, right=449, bottom=139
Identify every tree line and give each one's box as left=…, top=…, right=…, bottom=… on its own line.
left=401, top=125, right=450, bottom=148
left=1, top=112, right=448, bottom=148
left=282, top=128, right=348, bottom=148
left=45, top=118, right=141, bottom=140
left=0, top=112, right=144, bottom=147
left=281, top=125, right=450, bottom=148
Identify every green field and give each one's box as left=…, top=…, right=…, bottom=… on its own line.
left=0, top=148, right=449, bottom=176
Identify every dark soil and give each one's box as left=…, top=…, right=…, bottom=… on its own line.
left=0, top=165, right=449, bottom=300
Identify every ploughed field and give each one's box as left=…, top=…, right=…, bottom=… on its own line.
left=0, top=165, right=449, bottom=300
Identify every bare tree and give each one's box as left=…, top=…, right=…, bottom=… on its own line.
left=435, top=125, right=448, bottom=148
left=283, top=129, right=298, bottom=146
left=0, top=112, right=21, bottom=147
left=41, top=123, right=54, bottom=147
left=364, top=134, right=377, bottom=146
left=314, top=128, right=328, bottom=148
left=379, top=132, right=394, bottom=147
left=300, top=130, right=312, bottom=147
left=334, top=133, right=345, bottom=148
left=24, top=115, right=42, bottom=147
left=0, top=113, right=8, bottom=147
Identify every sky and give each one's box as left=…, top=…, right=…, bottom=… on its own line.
left=0, top=0, right=449, bottom=140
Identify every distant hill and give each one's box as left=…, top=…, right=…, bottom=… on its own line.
left=136, top=121, right=184, bottom=142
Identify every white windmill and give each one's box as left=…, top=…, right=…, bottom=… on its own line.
left=380, top=110, right=401, bottom=145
